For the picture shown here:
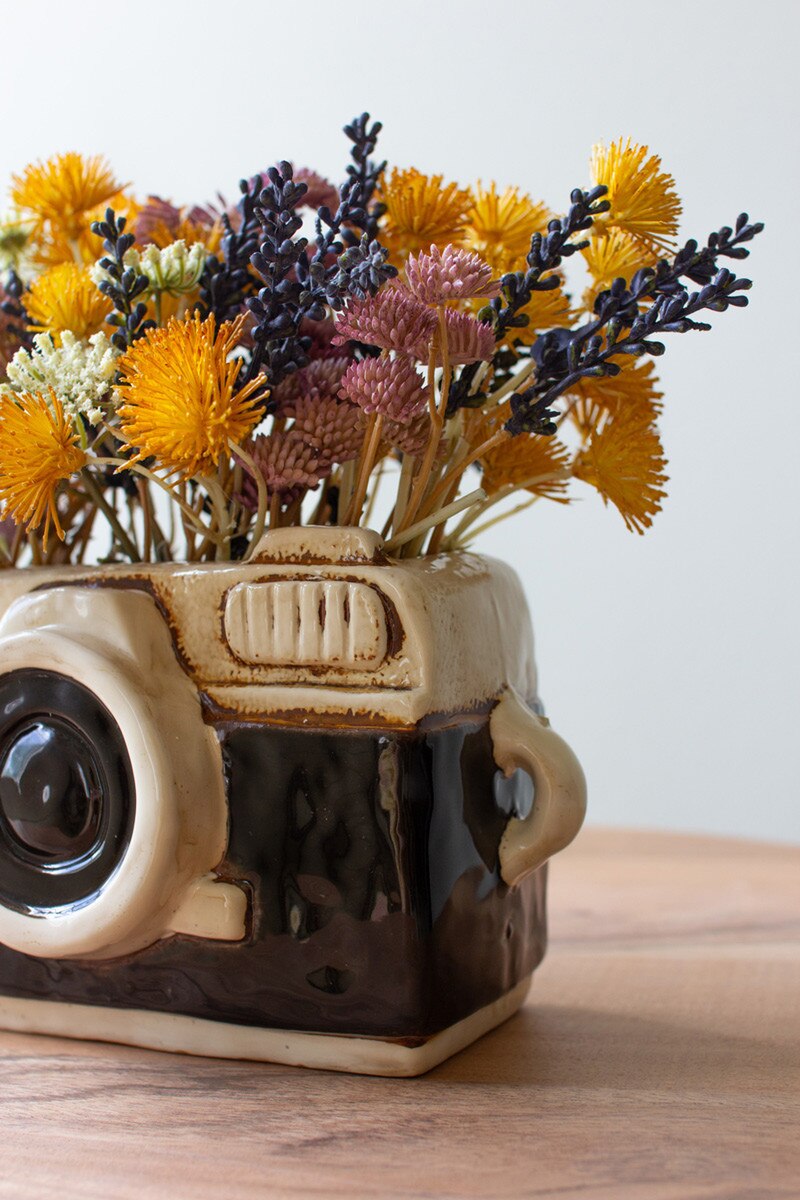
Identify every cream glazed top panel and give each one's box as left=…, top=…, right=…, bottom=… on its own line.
left=0, top=529, right=538, bottom=726
left=224, top=579, right=389, bottom=670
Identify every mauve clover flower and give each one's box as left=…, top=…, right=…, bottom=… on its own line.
left=404, top=244, right=500, bottom=305
left=133, top=197, right=181, bottom=244
left=301, top=317, right=345, bottom=361
left=423, top=308, right=496, bottom=366
left=133, top=196, right=217, bottom=247
left=272, top=355, right=352, bottom=414
left=243, top=429, right=326, bottom=507
left=333, top=288, right=436, bottom=355
left=291, top=393, right=365, bottom=466
left=294, top=167, right=340, bottom=212
left=253, top=166, right=339, bottom=213
left=383, top=411, right=442, bottom=459
left=339, top=354, right=427, bottom=426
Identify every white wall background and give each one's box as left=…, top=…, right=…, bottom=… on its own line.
left=0, top=0, right=796, bottom=841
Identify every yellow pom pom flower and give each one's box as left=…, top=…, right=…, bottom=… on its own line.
left=0, top=389, right=86, bottom=546
left=25, top=263, right=112, bottom=341
left=34, top=191, right=140, bottom=269
left=379, top=168, right=472, bottom=259
left=497, top=281, right=575, bottom=346
left=464, top=182, right=550, bottom=273
left=590, top=138, right=681, bottom=255
left=567, top=360, right=664, bottom=439
left=147, top=214, right=222, bottom=256
left=581, top=228, right=656, bottom=309
left=11, top=152, right=121, bottom=242
left=116, top=314, right=265, bottom=478
left=481, top=431, right=572, bottom=502
left=574, top=407, right=668, bottom=534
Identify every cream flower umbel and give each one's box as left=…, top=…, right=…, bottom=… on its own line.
left=3, top=330, right=119, bottom=424
left=92, top=239, right=207, bottom=297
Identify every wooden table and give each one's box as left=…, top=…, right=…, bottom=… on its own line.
left=0, top=829, right=797, bottom=1199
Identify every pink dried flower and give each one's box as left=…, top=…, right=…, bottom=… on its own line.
left=294, top=168, right=340, bottom=211
left=333, top=288, right=437, bottom=355
left=133, top=196, right=216, bottom=245
left=272, top=355, right=352, bottom=415
left=254, top=166, right=339, bottom=213
left=242, top=429, right=326, bottom=507
left=301, top=317, right=346, bottom=361
left=383, top=411, right=442, bottom=460
left=133, top=197, right=181, bottom=243
left=404, top=244, right=500, bottom=304
left=423, top=309, right=496, bottom=366
left=339, top=354, right=427, bottom=426
left=291, top=394, right=365, bottom=467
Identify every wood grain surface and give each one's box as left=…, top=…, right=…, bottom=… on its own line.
left=0, top=827, right=797, bottom=1200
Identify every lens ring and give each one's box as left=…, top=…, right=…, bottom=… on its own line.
left=0, top=670, right=135, bottom=914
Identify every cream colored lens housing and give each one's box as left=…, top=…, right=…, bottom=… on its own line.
left=0, top=587, right=231, bottom=960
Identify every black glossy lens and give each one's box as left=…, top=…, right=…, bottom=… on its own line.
left=0, top=719, right=103, bottom=862
left=0, top=670, right=134, bottom=914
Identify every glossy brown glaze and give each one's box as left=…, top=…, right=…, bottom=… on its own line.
left=0, top=716, right=546, bottom=1040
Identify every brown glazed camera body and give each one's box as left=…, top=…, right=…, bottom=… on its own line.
left=0, top=527, right=585, bottom=1075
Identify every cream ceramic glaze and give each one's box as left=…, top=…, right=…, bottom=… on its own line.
left=491, top=690, right=587, bottom=885
left=225, top=578, right=389, bottom=669
left=0, top=587, right=235, bottom=959
left=0, top=977, right=532, bottom=1077
left=0, top=527, right=583, bottom=974
left=0, top=528, right=539, bottom=727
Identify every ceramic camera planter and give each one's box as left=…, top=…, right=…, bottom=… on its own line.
left=0, top=526, right=585, bottom=1075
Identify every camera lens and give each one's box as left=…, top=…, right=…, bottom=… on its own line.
left=0, top=669, right=134, bottom=914
left=0, top=718, right=103, bottom=862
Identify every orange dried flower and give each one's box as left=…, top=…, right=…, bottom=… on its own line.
left=0, top=389, right=86, bottom=546
left=567, top=361, right=664, bottom=439
left=379, top=168, right=472, bottom=259
left=117, top=314, right=264, bottom=477
left=574, top=408, right=668, bottom=533
left=464, top=183, right=550, bottom=273
left=481, top=431, right=572, bottom=501
left=11, top=152, right=121, bottom=241
left=25, top=264, right=112, bottom=341
left=590, top=138, right=681, bottom=255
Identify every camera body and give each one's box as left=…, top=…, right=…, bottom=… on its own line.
left=0, top=527, right=585, bottom=1075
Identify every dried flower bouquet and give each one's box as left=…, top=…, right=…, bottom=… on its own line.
left=0, top=114, right=762, bottom=566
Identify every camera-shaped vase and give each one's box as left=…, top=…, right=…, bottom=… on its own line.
left=0, top=527, right=585, bottom=1075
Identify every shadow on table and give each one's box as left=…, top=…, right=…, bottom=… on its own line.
left=432, top=1002, right=792, bottom=1092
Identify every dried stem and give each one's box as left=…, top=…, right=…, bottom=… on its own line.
left=230, top=439, right=268, bottom=559
left=80, top=469, right=140, bottom=562
left=385, top=487, right=486, bottom=555
left=344, top=413, right=383, bottom=526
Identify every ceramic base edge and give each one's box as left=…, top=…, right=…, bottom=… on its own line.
left=0, top=976, right=532, bottom=1077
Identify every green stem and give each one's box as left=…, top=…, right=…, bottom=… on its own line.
left=454, top=495, right=539, bottom=546
left=80, top=469, right=140, bottom=561
left=384, top=486, right=485, bottom=555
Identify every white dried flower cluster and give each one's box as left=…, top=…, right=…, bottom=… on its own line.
left=92, top=239, right=207, bottom=297
left=2, top=331, right=119, bottom=424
